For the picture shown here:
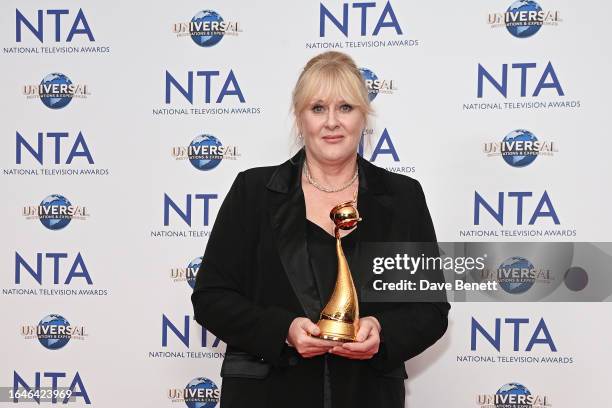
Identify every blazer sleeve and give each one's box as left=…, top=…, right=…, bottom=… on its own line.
left=370, top=179, right=450, bottom=371
left=191, top=172, right=298, bottom=365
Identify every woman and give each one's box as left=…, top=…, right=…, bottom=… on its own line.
left=191, top=51, right=450, bottom=408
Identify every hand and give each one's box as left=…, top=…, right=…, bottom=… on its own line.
left=286, top=317, right=342, bottom=358
left=330, top=316, right=381, bottom=360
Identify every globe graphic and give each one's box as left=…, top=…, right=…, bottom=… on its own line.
left=40, top=73, right=73, bottom=109
left=184, top=377, right=219, bottom=408
left=359, top=68, right=379, bottom=102
left=506, top=0, right=543, bottom=38
left=187, top=257, right=203, bottom=289
left=501, top=129, right=538, bottom=167
left=497, top=256, right=536, bottom=294
left=39, top=194, right=72, bottom=230
left=37, top=314, right=70, bottom=350
left=496, top=382, right=531, bottom=408
left=188, top=135, right=223, bottom=171
left=190, top=10, right=225, bottom=47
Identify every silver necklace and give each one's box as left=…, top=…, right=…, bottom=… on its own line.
left=303, top=160, right=358, bottom=193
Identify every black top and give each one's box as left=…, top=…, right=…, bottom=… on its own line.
left=305, top=219, right=359, bottom=408
left=305, top=219, right=359, bottom=311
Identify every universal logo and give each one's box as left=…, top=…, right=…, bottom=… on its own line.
left=477, top=382, right=551, bottom=407
left=484, top=130, right=556, bottom=168
left=359, top=67, right=397, bottom=102
left=168, top=377, right=220, bottom=405
left=170, top=256, right=201, bottom=289
left=23, top=194, right=90, bottom=230
left=173, top=10, right=241, bottom=47
left=172, top=134, right=240, bottom=171
left=21, top=314, right=87, bottom=350
left=488, top=1, right=562, bottom=38
left=23, top=73, right=90, bottom=109
left=479, top=256, right=554, bottom=295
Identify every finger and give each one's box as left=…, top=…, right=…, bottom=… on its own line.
left=330, top=347, right=369, bottom=356
left=354, top=323, right=372, bottom=343
left=343, top=339, right=377, bottom=353
left=295, top=326, right=339, bottom=348
left=301, top=341, right=338, bottom=351
left=302, top=350, right=329, bottom=358
left=300, top=346, right=334, bottom=354
left=301, top=336, right=343, bottom=348
left=301, top=320, right=321, bottom=337
left=330, top=348, right=372, bottom=359
left=343, top=334, right=379, bottom=353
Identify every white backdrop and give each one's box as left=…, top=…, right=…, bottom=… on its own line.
left=1, top=0, right=611, bottom=406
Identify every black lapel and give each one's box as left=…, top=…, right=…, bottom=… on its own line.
left=354, top=154, right=394, bottom=242
left=352, top=155, right=395, bottom=295
left=266, top=149, right=321, bottom=321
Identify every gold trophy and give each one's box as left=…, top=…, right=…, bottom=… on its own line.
left=316, top=200, right=362, bottom=342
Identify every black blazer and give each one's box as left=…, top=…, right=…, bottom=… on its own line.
left=191, top=149, right=450, bottom=408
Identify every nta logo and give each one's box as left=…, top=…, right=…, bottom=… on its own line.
left=474, top=191, right=559, bottom=226
left=165, top=70, right=244, bottom=104
left=320, top=1, right=402, bottom=37
left=16, top=8, right=94, bottom=43
left=471, top=317, right=556, bottom=352
left=477, top=62, right=562, bottom=98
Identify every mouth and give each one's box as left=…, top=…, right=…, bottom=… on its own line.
left=322, top=135, right=344, bottom=143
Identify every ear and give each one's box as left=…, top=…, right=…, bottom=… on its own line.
left=295, top=114, right=303, bottom=135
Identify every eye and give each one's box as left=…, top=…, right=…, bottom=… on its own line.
left=312, top=104, right=325, bottom=113
left=339, top=104, right=353, bottom=112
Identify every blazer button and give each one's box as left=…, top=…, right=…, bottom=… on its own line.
left=289, top=355, right=298, bottom=366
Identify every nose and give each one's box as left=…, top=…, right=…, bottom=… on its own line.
left=325, top=109, right=339, bottom=129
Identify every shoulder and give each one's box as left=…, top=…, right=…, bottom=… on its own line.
left=229, top=155, right=296, bottom=196
left=383, top=169, right=423, bottom=194
left=232, top=165, right=283, bottom=195
left=239, top=165, right=279, bottom=184
left=360, top=158, right=425, bottom=199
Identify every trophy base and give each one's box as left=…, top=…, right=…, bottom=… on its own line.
left=316, top=319, right=357, bottom=342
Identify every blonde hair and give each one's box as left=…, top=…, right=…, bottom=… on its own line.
left=292, top=52, right=373, bottom=136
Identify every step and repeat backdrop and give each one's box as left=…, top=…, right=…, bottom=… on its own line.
left=1, top=0, right=611, bottom=407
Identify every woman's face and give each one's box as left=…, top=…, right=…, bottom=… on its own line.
left=299, top=97, right=365, bottom=165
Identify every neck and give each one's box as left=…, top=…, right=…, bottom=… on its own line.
left=304, top=150, right=357, bottom=187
